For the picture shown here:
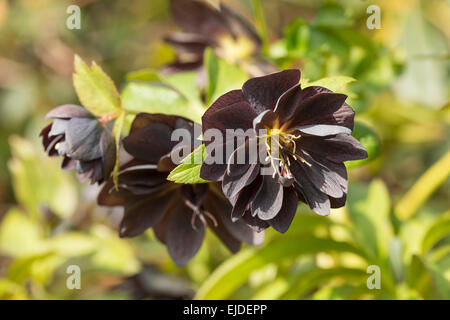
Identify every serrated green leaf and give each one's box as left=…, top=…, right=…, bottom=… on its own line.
left=167, top=145, right=208, bottom=184
left=346, top=122, right=381, bottom=169
left=72, top=55, right=121, bottom=116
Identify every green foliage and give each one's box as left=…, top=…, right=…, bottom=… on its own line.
left=167, top=145, right=208, bottom=184
left=347, top=122, right=381, bottom=168
left=7, top=136, right=77, bottom=218
left=73, top=55, right=122, bottom=117
left=205, top=48, right=249, bottom=105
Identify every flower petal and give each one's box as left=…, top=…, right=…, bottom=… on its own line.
left=251, top=175, right=284, bottom=220
left=65, top=118, right=103, bottom=160
left=124, top=122, right=175, bottom=163
left=120, top=191, right=175, bottom=238
left=231, top=175, right=263, bottom=221
left=223, top=163, right=260, bottom=199
left=242, top=69, right=301, bottom=113
left=290, top=160, right=331, bottom=216
left=268, top=189, right=298, bottom=233
left=45, top=104, right=92, bottom=119
left=287, top=89, right=354, bottom=131
left=298, top=133, right=368, bottom=162
left=166, top=203, right=205, bottom=267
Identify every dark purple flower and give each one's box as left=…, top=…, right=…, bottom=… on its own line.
left=162, top=0, right=273, bottom=76
left=98, top=113, right=263, bottom=266
left=40, top=105, right=115, bottom=184
left=200, top=70, right=368, bottom=233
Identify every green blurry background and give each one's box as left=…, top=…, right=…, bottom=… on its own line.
left=0, top=0, right=449, bottom=300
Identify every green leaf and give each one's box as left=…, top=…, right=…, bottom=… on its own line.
left=280, top=268, right=367, bottom=300
left=125, top=68, right=161, bottom=82
left=346, top=122, right=381, bottom=168
left=167, top=145, right=208, bottom=184
left=0, top=208, right=44, bottom=257
left=302, top=75, right=356, bottom=94
left=72, top=55, right=121, bottom=116
left=312, top=3, right=353, bottom=28
left=347, top=179, right=392, bottom=262
left=7, top=136, right=78, bottom=218
left=121, top=81, right=204, bottom=122
left=195, top=237, right=364, bottom=299
left=395, top=151, right=450, bottom=220
left=421, top=211, right=450, bottom=254
left=205, top=48, right=249, bottom=105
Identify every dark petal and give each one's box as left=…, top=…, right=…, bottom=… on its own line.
left=205, top=193, right=264, bottom=245
left=242, top=213, right=269, bottom=232
left=153, top=210, right=171, bottom=245
left=200, top=162, right=228, bottom=181
left=123, top=122, right=174, bottom=163
left=90, top=160, right=104, bottom=184
left=295, top=124, right=351, bottom=136
left=226, top=139, right=254, bottom=177
left=61, top=157, right=77, bottom=171
left=251, top=175, right=284, bottom=220
left=219, top=3, right=262, bottom=50
left=330, top=193, right=347, bottom=209
left=120, top=191, right=175, bottom=238
left=305, top=151, right=348, bottom=193
left=223, top=163, right=260, bottom=199
left=129, top=113, right=195, bottom=135
left=268, top=188, right=298, bottom=233
left=180, top=184, right=209, bottom=208
left=290, top=160, right=330, bottom=216
left=45, top=134, right=63, bottom=156
left=97, top=178, right=127, bottom=206
left=45, top=104, right=92, bottom=119
left=298, top=133, right=368, bottom=162
left=48, top=119, right=68, bottom=137
left=100, top=129, right=116, bottom=182
left=202, top=101, right=257, bottom=137
left=200, top=138, right=243, bottom=181
left=252, top=109, right=277, bottom=132
left=231, top=175, right=263, bottom=221
left=76, top=168, right=94, bottom=183
left=208, top=221, right=241, bottom=253
left=242, top=69, right=301, bottom=113
left=118, top=166, right=167, bottom=188
left=202, top=90, right=246, bottom=133
left=171, top=0, right=228, bottom=44
left=287, top=90, right=354, bottom=131
left=166, top=204, right=205, bottom=267
left=157, top=153, right=177, bottom=172
left=273, top=83, right=302, bottom=123
left=65, top=118, right=102, bottom=160
left=164, top=32, right=208, bottom=56
left=295, top=152, right=345, bottom=199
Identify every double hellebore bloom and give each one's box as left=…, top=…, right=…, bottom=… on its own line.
left=98, top=113, right=262, bottom=266
left=200, top=70, right=368, bottom=233
left=163, top=0, right=272, bottom=76
left=40, top=105, right=115, bottom=184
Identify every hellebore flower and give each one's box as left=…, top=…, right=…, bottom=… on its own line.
left=200, top=69, right=368, bottom=233
left=162, top=0, right=274, bottom=76
left=40, top=104, right=115, bottom=184
left=98, top=113, right=263, bottom=266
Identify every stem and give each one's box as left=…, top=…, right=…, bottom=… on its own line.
left=252, top=0, right=269, bottom=54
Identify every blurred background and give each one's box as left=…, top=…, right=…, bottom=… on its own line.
left=0, top=0, right=449, bottom=299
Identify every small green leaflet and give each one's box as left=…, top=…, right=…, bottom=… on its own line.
left=73, top=55, right=122, bottom=117
left=112, top=111, right=125, bottom=189
left=167, top=145, right=208, bottom=184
